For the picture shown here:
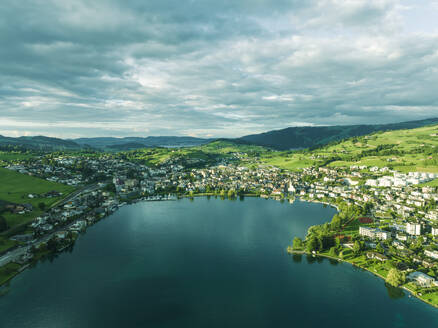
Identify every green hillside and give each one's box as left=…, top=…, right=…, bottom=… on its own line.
left=0, top=168, right=75, bottom=229
left=239, top=117, right=438, bottom=150
left=261, top=124, right=438, bottom=172
left=123, top=140, right=269, bottom=167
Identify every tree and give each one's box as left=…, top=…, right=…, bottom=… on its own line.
left=386, top=268, right=406, bottom=287
left=335, top=237, right=341, bottom=248
left=329, top=246, right=338, bottom=257
left=104, top=183, right=116, bottom=193
left=293, top=237, right=303, bottom=250
left=353, top=240, right=363, bottom=255
left=376, top=242, right=385, bottom=254
left=46, top=237, right=58, bottom=252
left=307, top=236, right=320, bottom=252
left=227, top=189, right=236, bottom=199
left=38, top=202, right=46, bottom=211
left=330, top=214, right=342, bottom=230
left=0, top=216, right=8, bottom=232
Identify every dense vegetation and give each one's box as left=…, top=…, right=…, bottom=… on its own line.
left=239, top=117, right=438, bottom=150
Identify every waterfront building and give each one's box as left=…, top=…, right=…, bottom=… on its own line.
left=359, top=226, right=390, bottom=240
left=406, top=222, right=421, bottom=236
left=408, top=272, right=435, bottom=287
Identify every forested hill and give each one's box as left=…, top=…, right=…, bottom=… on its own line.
left=0, top=135, right=82, bottom=151
left=261, top=123, right=438, bottom=173
left=0, top=135, right=212, bottom=151
left=73, top=136, right=212, bottom=149
left=238, top=118, right=438, bottom=150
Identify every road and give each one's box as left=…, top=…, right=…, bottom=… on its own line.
left=0, top=182, right=104, bottom=267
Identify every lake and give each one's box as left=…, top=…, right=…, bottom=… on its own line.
left=0, top=197, right=437, bottom=327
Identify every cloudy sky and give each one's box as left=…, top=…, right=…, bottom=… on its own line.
left=1, top=0, right=438, bottom=138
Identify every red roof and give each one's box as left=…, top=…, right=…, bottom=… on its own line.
left=358, top=217, right=373, bottom=224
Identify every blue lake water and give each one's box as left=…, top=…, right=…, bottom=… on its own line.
left=0, top=197, right=437, bottom=327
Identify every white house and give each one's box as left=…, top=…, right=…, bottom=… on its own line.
left=406, top=222, right=421, bottom=236
left=408, top=272, right=435, bottom=287
left=424, top=250, right=438, bottom=260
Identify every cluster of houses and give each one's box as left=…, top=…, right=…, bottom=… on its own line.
left=365, top=172, right=437, bottom=187
left=3, top=151, right=438, bottom=289
left=4, top=203, right=33, bottom=214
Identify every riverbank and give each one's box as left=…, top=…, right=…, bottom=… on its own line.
left=287, top=249, right=438, bottom=309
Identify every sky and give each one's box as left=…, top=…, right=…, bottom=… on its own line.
left=1, top=0, right=438, bottom=138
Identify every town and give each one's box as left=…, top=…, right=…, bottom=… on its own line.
left=1, top=148, right=438, bottom=306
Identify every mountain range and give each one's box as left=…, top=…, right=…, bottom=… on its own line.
left=1, top=117, right=437, bottom=151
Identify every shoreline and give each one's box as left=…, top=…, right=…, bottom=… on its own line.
left=289, top=198, right=438, bottom=310
left=3, top=194, right=437, bottom=311
left=0, top=194, right=302, bottom=287
left=302, top=198, right=340, bottom=211
left=288, top=249, right=438, bottom=310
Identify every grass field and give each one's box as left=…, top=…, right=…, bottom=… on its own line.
left=419, top=178, right=438, bottom=187
left=0, top=152, right=34, bottom=162
left=125, top=140, right=269, bottom=166
left=261, top=124, right=438, bottom=172
left=0, top=167, right=75, bottom=228
left=0, top=262, right=21, bottom=285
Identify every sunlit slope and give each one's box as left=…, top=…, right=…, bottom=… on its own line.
left=0, top=167, right=75, bottom=228
left=261, top=124, right=438, bottom=172
left=123, top=140, right=269, bottom=166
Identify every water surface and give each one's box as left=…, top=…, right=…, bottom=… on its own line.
left=0, top=197, right=437, bottom=327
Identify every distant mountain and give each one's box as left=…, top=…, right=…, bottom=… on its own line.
left=3, top=117, right=438, bottom=152
left=0, top=135, right=81, bottom=150
left=73, top=136, right=213, bottom=149
left=237, top=118, right=438, bottom=150
left=0, top=135, right=212, bottom=151
left=107, top=142, right=154, bottom=151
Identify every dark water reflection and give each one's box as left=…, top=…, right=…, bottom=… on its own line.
left=0, top=197, right=436, bottom=328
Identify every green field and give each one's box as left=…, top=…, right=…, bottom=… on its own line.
left=420, top=178, right=438, bottom=187
left=122, top=126, right=438, bottom=173
left=0, top=167, right=75, bottom=228
left=0, top=152, right=34, bottom=161
left=261, top=124, right=438, bottom=172
left=0, top=262, right=21, bottom=285
left=124, top=140, right=269, bottom=166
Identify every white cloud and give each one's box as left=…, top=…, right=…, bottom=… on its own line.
left=0, top=0, right=437, bottom=138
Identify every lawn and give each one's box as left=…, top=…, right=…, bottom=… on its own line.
left=0, top=262, right=21, bottom=285
left=0, top=152, right=34, bottom=162
left=419, top=178, right=438, bottom=187
left=0, top=237, right=18, bottom=254
left=0, top=167, right=75, bottom=228
left=341, top=218, right=374, bottom=235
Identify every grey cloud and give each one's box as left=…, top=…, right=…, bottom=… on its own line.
left=0, top=0, right=437, bottom=138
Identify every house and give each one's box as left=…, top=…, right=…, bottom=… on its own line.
left=359, top=226, right=389, bottom=240
left=366, top=252, right=388, bottom=262
left=406, top=222, right=421, bottom=236
left=424, top=249, right=438, bottom=260
left=10, top=233, right=34, bottom=242
left=408, top=272, right=435, bottom=287
left=125, top=179, right=139, bottom=188
left=55, top=231, right=68, bottom=239
left=22, top=203, right=33, bottom=211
